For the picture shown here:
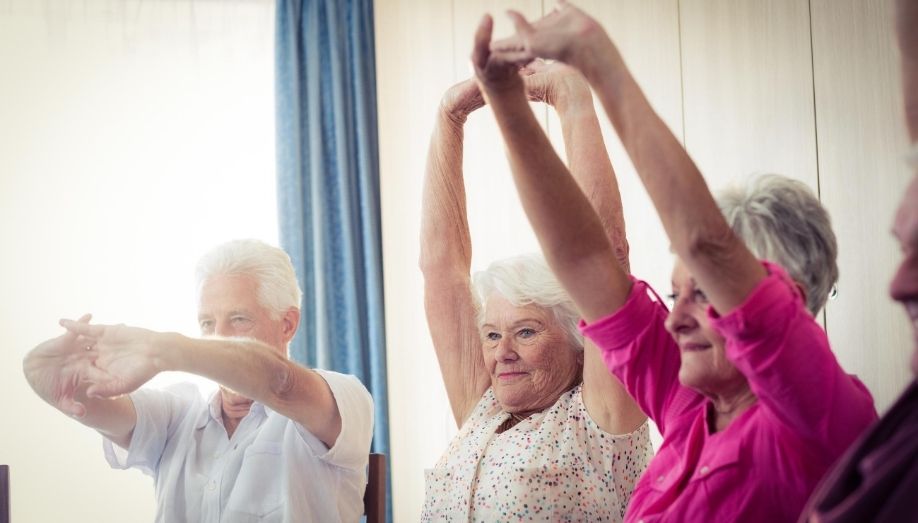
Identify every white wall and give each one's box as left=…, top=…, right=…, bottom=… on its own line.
left=0, top=1, right=276, bottom=521
left=376, top=0, right=914, bottom=520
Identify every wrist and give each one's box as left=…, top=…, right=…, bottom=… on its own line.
left=438, top=104, right=469, bottom=127
left=575, top=31, right=625, bottom=86
left=480, top=77, right=525, bottom=103
left=152, top=332, right=183, bottom=373
left=553, top=85, right=594, bottom=115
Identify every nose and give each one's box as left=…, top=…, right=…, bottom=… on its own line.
left=890, top=253, right=918, bottom=303
left=494, top=336, right=519, bottom=362
left=214, top=320, right=235, bottom=338
left=664, top=297, right=699, bottom=336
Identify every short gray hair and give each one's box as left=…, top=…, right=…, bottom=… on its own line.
left=472, top=254, right=584, bottom=352
left=195, top=239, right=302, bottom=318
left=717, top=174, right=838, bottom=315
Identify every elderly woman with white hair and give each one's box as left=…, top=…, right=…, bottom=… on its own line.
left=473, top=4, right=878, bottom=521
left=420, top=62, right=651, bottom=521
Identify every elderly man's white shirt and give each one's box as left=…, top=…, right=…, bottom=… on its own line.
left=103, top=370, right=373, bottom=523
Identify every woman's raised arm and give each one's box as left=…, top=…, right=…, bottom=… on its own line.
left=419, top=80, right=491, bottom=426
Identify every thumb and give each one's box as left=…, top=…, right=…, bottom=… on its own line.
left=60, top=397, right=87, bottom=418
left=472, top=14, right=494, bottom=71
left=506, top=10, right=534, bottom=36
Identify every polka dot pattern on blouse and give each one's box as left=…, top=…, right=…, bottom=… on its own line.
left=422, top=385, right=652, bottom=522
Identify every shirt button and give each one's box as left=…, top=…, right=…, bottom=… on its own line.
left=207, top=481, right=217, bottom=491
left=700, top=466, right=710, bottom=475
left=657, top=475, right=665, bottom=483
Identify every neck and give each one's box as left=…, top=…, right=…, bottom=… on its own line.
left=219, top=389, right=252, bottom=438
left=497, top=410, right=534, bottom=434
left=707, top=385, right=757, bottom=433
left=222, top=412, right=242, bottom=438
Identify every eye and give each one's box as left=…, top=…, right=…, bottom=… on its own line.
left=231, top=315, right=251, bottom=324
left=485, top=331, right=501, bottom=341
left=517, top=327, right=536, bottom=338
left=199, top=319, right=214, bottom=331
left=692, top=289, right=709, bottom=305
left=666, top=292, right=678, bottom=306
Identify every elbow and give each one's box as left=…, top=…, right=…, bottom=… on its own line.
left=270, top=359, right=298, bottom=401
left=679, top=222, right=739, bottom=265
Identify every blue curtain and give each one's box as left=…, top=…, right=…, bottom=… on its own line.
left=275, top=0, right=390, bottom=517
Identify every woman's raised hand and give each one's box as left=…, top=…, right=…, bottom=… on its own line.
left=490, top=2, right=605, bottom=71
left=440, top=79, right=486, bottom=123
left=522, top=59, right=591, bottom=109
left=471, top=14, right=524, bottom=95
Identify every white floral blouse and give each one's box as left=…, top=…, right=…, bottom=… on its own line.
left=421, top=384, right=652, bottom=522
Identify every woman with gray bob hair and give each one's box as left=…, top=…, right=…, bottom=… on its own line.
left=481, top=5, right=876, bottom=520
left=717, top=174, right=838, bottom=315
left=195, top=239, right=303, bottom=318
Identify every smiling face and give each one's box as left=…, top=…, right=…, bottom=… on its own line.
left=889, top=175, right=918, bottom=375
left=197, top=272, right=298, bottom=416
left=664, top=260, right=749, bottom=397
left=480, top=294, right=582, bottom=414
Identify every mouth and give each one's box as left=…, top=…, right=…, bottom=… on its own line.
left=905, top=302, right=918, bottom=325
left=497, top=371, right=529, bottom=381
left=680, top=342, right=712, bottom=352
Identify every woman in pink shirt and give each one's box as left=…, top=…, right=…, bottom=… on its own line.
left=469, top=3, right=878, bottom=521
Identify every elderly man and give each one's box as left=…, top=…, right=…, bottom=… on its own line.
left=800, top=1, right=918, bottom=521
left=22, top=239, right=373, bottom=523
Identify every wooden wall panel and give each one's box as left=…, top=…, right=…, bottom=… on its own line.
left=811, top=0, right=912, bottom=411
left=679, top=0, right=818, bottom=192
left=546, top=0, right=682, bottom=297
left=454, top=1, right=544, bottom=270
left=374, top=0, right=454, bottom=519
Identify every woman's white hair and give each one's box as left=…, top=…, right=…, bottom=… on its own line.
left=717, top=174, right=838, bottom=315
left=472, top=254, right=584, bottom=352
left=195, top=239, right=302, bottom=318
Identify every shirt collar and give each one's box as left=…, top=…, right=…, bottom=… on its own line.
left=194, top=389, right=267, bottom=430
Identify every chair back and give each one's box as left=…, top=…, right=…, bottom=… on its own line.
left=1, top=465, right=9, bottom=523
left=363, top=453, right=386, bottom=523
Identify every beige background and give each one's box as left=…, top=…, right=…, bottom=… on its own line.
left=0, top=1, right=277, bottom=521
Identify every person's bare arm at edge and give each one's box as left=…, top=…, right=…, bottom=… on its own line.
left=525, top=61, right=645, bottom=434
left=472, top=15, right=632, bottom=327
left=492, top=1, right=766, bottom=315
left=419, top=80, right=492, bottom=427
left=60, top=316, right=343, bottom=448
left=22, top=314, right=137, bottom=449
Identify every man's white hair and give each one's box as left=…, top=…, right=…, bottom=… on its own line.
left=717, top=174, right=838, bottom=316
left=195, top=239, right=302, bottom=318
left=472, top=253, right=584, bottom=352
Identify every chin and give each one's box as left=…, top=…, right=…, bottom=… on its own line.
left=678, top=358, right=707, bottom=389
left=494, top=388, right=530, bottom=412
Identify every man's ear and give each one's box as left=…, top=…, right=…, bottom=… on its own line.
left=281, top=308, right=301, bottom=343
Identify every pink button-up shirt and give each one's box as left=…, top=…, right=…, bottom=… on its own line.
left=581, top=263, right=877, bottom=522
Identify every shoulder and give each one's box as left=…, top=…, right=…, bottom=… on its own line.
left=312, top=370, right=373, bottom=410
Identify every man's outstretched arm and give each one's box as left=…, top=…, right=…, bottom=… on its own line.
left=61, top=317, right=348, bottom=449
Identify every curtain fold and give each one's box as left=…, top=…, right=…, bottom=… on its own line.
left=275, top=0, right=390, bottom=517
